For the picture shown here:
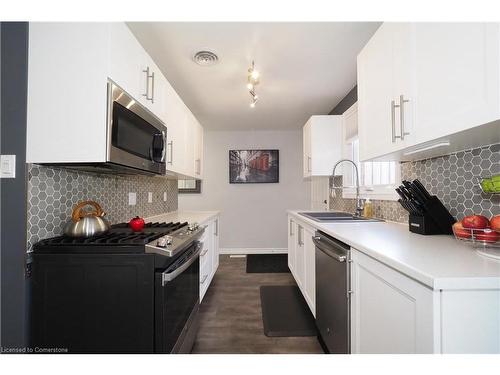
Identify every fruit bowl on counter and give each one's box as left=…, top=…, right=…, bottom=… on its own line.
left=453, top=214, right=500, bottom=260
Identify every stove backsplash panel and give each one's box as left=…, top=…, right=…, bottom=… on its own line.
left=27, top=164, right=178, bottom=251
left=330, top=143, right=500, bottom=222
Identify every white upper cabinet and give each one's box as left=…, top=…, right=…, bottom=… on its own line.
left=412, top=23, right=500, bottom=143
left=303, top=115, right=343, bottom=178
left=109, top=23, right=166, bottom=123
left=184, top=110, right=197, bottom=178
left=358, top=22, right=500, bottom=161
left=109, top=23, right=145, bottom=105
left=357, top=24, right=397, bottom=161
left=27, top=23, right=109, bottom=163
left=164, top=81, right=188, bottom=176
left=27, top=22, right=203, bottom=179
left=193, top=120, right=204, bottom=179
left=357, top=23, right=416, bottom=161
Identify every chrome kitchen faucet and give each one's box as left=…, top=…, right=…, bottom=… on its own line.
left=331, top=159, right=364, bottom=217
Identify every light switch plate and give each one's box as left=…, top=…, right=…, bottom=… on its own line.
left=128, top=192, right=137, bottom=206
left=148, top=192, right=153, bottom=203
left=0, top=155, right=16, bottom=178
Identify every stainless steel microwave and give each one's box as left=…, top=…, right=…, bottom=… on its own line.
left=106, top=81, right=167, bottom=175
left=41, top=80, right=167, bottom=176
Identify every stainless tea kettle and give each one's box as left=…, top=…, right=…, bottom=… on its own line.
left=64, top=200, right=110, bottom=238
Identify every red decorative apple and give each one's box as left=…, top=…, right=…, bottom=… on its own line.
left=490, top=215, right=500, bottom=231
left=475, top=229, right=499, bottom=243
left=462, top=215, right=490, bottom=230
left=129, top=216, right=145, bottom=232
left=453, top=222, right=472, bottom=239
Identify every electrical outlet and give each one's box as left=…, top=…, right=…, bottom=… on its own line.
left=163, top=192, right=167, bottom=202
left=148, top=192, right=153, bottom=203
left=128, top=192, right=137, bottom=206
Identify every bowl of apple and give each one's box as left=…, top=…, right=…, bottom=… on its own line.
left=453, top=215, right=500, bottom=259
left=452, top=214, right=500, bottom=245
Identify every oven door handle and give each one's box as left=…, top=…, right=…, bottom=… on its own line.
left=162, top=243, right=202, bottom=286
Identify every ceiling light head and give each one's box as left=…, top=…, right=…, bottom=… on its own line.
left=193, top=50, right=219, bottom=66
left=250, top=69, right=260, bottom=81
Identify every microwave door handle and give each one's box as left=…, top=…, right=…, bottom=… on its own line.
left=150, top=132, right=166, bottom=163
left=161, top=131, right=166, bottom=163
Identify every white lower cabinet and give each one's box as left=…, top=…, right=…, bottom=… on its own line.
left=287, top=218, right=297, bottom=277
left=350, top=249, right=434, bottom=353
left=287, top=216, right=316, bottom=317
left=199, top=215, right=220, bottom=302
left=350, top=248, right=500, bottom=354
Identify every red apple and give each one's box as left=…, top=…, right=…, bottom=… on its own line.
left=453, top=222, right=472, bottom=239
left=462, top=215, right=490, bottom=229
left=490, top=215, right=500, bottom=231
left=475, top=229, right=499, bottom=243
left=129, top=216, right=145, bottom=232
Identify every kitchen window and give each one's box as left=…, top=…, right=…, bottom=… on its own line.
left=341, top=138, right=400, bottom=200
left=178, top=179, right=202, bottom=194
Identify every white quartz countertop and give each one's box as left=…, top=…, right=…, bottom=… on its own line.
left=288, top=210, right=500, bottom=290
left=146, top=210, right=219, bottom=226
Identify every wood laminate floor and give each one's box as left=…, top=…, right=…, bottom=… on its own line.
left=192, top=255, right=324, bottom=354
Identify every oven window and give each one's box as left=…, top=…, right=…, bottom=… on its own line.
left=112, top=102, right=160, bottom=160
left=155, top=251, right=199, bottom=353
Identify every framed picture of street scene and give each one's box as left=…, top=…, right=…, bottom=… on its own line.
left=229, top=150, right=279, bottom=184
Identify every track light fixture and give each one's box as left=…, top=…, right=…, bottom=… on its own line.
left=247, top=61, right=260, bottom=108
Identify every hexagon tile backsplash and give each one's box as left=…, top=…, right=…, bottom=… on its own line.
left=330, top=143, right=500, bottom=222
left=27, top=164, right=178, bottom=251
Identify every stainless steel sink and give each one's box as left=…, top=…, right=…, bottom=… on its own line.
left=298, top=212, right=383, bottom=222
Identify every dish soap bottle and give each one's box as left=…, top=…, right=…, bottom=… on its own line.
left=363, top=198, right=373, bottom=218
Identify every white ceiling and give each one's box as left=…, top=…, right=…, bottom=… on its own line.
left=127, top=22, right=380, bottom=131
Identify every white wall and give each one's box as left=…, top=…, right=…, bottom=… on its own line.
left=179, top=130, right=310, bottom=251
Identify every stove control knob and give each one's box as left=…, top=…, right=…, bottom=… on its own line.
left=188, top=222, right=199, bottom=231
left=165, top=235, right=173, bottom=246
left=157, top=236, right=173, bottom=248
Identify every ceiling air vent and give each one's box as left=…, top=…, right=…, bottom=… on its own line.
left=193, top=50, right=219, bottom=66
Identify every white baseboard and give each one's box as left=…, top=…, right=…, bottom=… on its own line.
left=219, top=248, right=287, bottom=255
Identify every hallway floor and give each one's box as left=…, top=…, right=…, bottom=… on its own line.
left=192, top=255, right=324, bottom=354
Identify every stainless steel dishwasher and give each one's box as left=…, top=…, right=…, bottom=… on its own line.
left=313, top=231, right=351, bottom=354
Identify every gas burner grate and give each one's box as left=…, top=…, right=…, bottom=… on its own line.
left=35, top=221, right=188, bottom=247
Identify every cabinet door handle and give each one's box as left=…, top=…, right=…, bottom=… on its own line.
left=201, top=248, right=209, bottom=257
left=167, top=141, right=173, bottom=165
left=391, top=99, right=401, bottom=143
left=297, top=225, right=303, bottom=246
left=289, top=220, right=294, bottom=236
left=307, top=156, right=312, bottom=172
left=195, top=159, right=200, bottom=175
left=151, top=71, right=155, bottom=104
left=200, top=274, right=208, bottom=284
left=399, top=94, right=410, bottom=140
left=143, top=67, right=154, bottom=102
left=214, top=219, right=218, bottom=236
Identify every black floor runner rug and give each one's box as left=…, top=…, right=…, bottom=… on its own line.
left=260, top=285, right=317, bottom=337
left=246, top=254, right=290, bottom=273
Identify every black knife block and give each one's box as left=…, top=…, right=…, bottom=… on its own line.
left=408, top=196, right=455, bottom=235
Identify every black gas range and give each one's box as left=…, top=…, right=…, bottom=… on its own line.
left=31, top=221, right=205, bottom=354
